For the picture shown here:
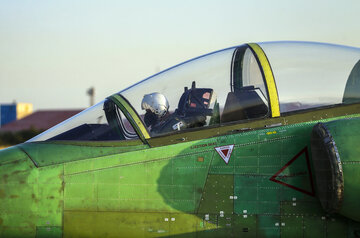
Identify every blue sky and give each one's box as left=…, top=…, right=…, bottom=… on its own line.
left=1, top=0, right=359, bottom=109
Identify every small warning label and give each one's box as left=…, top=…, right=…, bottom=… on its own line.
left=215, top=145, right=235, bottom=164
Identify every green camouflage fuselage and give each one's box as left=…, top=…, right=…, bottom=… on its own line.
left=2, top=104, right=360, bottom=237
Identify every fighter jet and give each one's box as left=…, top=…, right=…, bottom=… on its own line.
left=1, top=41, right=360, bottom=237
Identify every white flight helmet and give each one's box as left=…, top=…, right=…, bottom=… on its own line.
left=141, top=92, right=169, bottom=118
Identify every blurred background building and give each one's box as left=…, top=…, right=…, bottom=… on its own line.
left=0, top=103, right=33, bottom=127
left=0, top=109, right=82, bottom=132
left=0, top=102, right=83, bottom=148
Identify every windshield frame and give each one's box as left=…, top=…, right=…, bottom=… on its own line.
left=108, top=94, right=150, bottom=142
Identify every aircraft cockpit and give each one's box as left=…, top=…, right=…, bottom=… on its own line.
left=28, top=42, right=360, bottom=142
left=141, top=81, right=219, bottom=136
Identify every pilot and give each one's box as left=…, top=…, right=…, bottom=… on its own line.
left=141, top=88, right=213, bottom=135
left=141, top=92, right=170, bottom=130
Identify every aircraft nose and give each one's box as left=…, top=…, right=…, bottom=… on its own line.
left=0, top=145, right=38, bottom=233
left=0, top=145, right=36, bottom=192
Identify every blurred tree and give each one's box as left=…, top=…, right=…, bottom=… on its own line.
left=0, top=127, right=43, bottom=147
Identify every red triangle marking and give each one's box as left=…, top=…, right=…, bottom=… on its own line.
left=215, top=145, right=235, bottom=164
left=222, top=149, right=229, bottom=157
left=269, top=147, right=315, bottom=197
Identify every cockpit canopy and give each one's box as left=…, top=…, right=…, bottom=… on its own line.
left=29, top=42, right=360, bottom=142
left=261, top=42, right=360, bottom=112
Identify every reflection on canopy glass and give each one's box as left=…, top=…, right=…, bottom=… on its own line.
left=29, top=42, right=360, bottom=142
left=29, top=100, right=138, bottom=142
left=121, top=44, right=269, bottom=137
left=259, top=42, right=360, bottom=113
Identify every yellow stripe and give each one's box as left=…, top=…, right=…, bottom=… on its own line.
left=248, top=43, right=280, bottom=117
left=110, top=94, right=151, bottom=140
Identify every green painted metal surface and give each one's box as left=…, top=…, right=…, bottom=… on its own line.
left=19, top=140, right=149, bottom=167
left=320, top=118, right=360, bottom=222
left=0, top=146, right=63, bottom=237
left=2, top=114, right=360, bottom=237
